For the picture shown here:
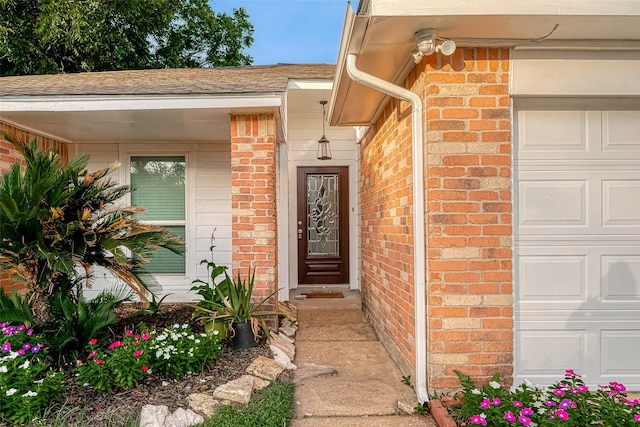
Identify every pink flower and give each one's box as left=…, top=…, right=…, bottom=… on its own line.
left=518, top=415, right=531, bottom=426
left=88, top=338, right=98, bottom=345
left=553, top=389, right=565, bottom=396
left=141, top=333, right=151, bottom=341
left=520, top=408, right=533, bottom=416
left=492, top=398, right=501, bottom=406
left=512, top=401, right=523, bottom=407
left=134, top=350, right=143, bottom=357
left=634, top=413, right=640, bottom=421
left=108, top=341, right=123, bottom=350
left=126, top=331, right=134, bottom=337
left=76, top=359, right=83, bottom=366
left=88, top=350, right=97, bottom=358
left=555, top=409, right=569, bottom=421
left=565, top=369, right=581, bottom=377
left=480, top=398, right=491, bottom=409
left=95, top=405, right=101, bottom=410
left=94, top=359, right=105, bottom=364
left=470, top=415, right=487, bottom=426
left=504, top=411, right=516, bottom=422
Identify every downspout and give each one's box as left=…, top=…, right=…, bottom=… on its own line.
left=345, top=54, right=429, bottom=403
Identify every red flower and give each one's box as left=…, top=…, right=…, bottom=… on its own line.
left=126, top=331, right=134, bottom=337
left=88, top=338, right=98, bottom=345
left=108, top=341, right=123, bottom=350
left=134, top=350, right=143, bottom=357
left=88, top=350, right=97, bottom=358
left=141, top=365, right=149, bottom=372
left=95, top=359, right=105, bottom=364
left=141, top=333, right=151, bottom=341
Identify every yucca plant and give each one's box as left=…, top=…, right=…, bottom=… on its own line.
left=0, top=133, right=183, bottom=325
left=194, top=268, right=280, bottom=344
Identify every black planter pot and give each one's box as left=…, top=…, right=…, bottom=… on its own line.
left=232, top=321, right=256, bottom=349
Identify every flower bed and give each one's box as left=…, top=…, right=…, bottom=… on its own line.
left=447, top=369, right=640, bottom=426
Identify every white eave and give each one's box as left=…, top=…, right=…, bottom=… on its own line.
left=329, top=0, right=640, bottom=126
left=0, top=93, right=285, bottom=142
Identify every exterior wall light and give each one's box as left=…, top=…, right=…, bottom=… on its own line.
left=317, top=100, right=332, bottom=160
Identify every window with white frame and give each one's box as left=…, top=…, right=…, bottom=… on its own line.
left=130, top=156, right=186, bottom=274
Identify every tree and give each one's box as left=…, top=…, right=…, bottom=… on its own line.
left=0, top=0, right=253, bottom=76
left=0, top=133, right=184, bottom=323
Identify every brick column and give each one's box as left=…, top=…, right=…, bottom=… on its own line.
left=422, top=48, right=513, bottom=389
left=230, top=114, right=278, bottom=302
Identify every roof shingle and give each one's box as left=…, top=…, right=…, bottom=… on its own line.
left=0, top=63, right=335, bottom=96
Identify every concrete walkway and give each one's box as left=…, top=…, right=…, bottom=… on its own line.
left=290, top=289, right=437, bottom=427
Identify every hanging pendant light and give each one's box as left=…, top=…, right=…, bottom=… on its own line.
left=317, top=100, right=332, bottom=160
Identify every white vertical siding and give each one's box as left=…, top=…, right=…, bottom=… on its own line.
left=285, top=105, right=359, bottom=289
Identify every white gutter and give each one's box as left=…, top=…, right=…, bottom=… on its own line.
left=345, top=53, right=429, bottom=403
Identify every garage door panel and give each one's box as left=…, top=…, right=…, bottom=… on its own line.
left=602, top=179, right=640, bottom=226
left=518, top=110, right=590, bottom=154
left=602, top=255, right=640, bottom=302
left=516, top=329, right=587, bottom=379
left=601, top=329, right=640, bottom=377
left=603, top=111, right=640, bottom=152
left=518, top=179, right=587, bottom=227
left=519, top=255, right=586, bottom=301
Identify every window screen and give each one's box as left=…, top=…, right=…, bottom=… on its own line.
left=130, top=156, right=186, bottom=274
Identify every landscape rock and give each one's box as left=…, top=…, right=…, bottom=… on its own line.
left=212, top=374, right=255, bottom=404
left=246, top=354, right=288, bottom=379
left=164, top=408, right=204, bottom=427
left=253, top=376, right=271, bottom=391
left=280, top=326, right=298, bottom=338
left=270, top=332, right=296, bottom=360
left=188, top=393, right=223, bottom=418
left=139, top=404, right=170, bottom=427
left=270, top=345, right=297, bottom=370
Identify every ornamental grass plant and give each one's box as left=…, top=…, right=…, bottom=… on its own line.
left=453, top=369, right=640, bottom=426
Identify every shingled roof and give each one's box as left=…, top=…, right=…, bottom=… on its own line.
left=0, top=63, right=335, bottom=96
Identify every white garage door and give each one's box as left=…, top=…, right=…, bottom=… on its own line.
left=515, top=100, right=640, bottom=389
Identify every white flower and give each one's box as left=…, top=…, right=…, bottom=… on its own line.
left=6, top=388, right=17, bottom=396
left=19, top=360, right=30, bottom=370
left=22, top=390, right=37, bottom=397
left=33, top=379, right=44, bottom=384
left=489, top=381, right=500, bottom=389
left=524, top=378, right=533, bottom=387
left=181, top=324, right=188, bottom=329
left=471, top=388, right=481, bottom=395
left=480, top=413, right=487, bottom=419
left=0, top=365, right=7, bottom=373
left=173, top=324, right=180, bottom=329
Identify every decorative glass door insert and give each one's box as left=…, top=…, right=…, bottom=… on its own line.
left=297, top=167, right=349, bottom=285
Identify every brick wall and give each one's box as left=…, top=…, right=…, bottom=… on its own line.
left=0, top=121, right=69, bottom=293
left=359, top=48, right=513, bottom=391
left=230, top=114, right=279, bottom=305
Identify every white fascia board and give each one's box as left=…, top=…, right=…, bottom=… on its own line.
left=287, top=79, right=333, bottom=90
left=369, top=0, right=640, bottom=17
left=0, top=94, right=283, bottom=112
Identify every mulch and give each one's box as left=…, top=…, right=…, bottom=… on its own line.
left=1, top=304, right=273, bottom=427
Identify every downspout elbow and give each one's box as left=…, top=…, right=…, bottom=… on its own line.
left=345, top=54, right=429, bottom=403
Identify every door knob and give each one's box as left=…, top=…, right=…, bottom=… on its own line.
left=297, top=228, right=303, bottom=240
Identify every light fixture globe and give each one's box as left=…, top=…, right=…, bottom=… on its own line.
left=317, top=101, right=332, bottom=160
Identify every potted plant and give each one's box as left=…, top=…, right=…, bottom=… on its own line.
left=190, top=246, right=231, bottom=339
left=195, top=268, right=280, bottom=349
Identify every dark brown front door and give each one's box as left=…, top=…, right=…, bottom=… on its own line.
left=297, top=167, right=349, bottom=285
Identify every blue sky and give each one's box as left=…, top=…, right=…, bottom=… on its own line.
left=212, top=0, right=353, bottom=65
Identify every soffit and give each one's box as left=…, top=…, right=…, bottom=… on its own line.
left=330, top=0, right=640, bottom=126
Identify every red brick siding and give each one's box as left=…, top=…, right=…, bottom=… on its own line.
left=230, top=114, right=278, bottom=306
left=359, top=48, right=513, bottom=391
left=0, top=122, right=69, bottom=293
